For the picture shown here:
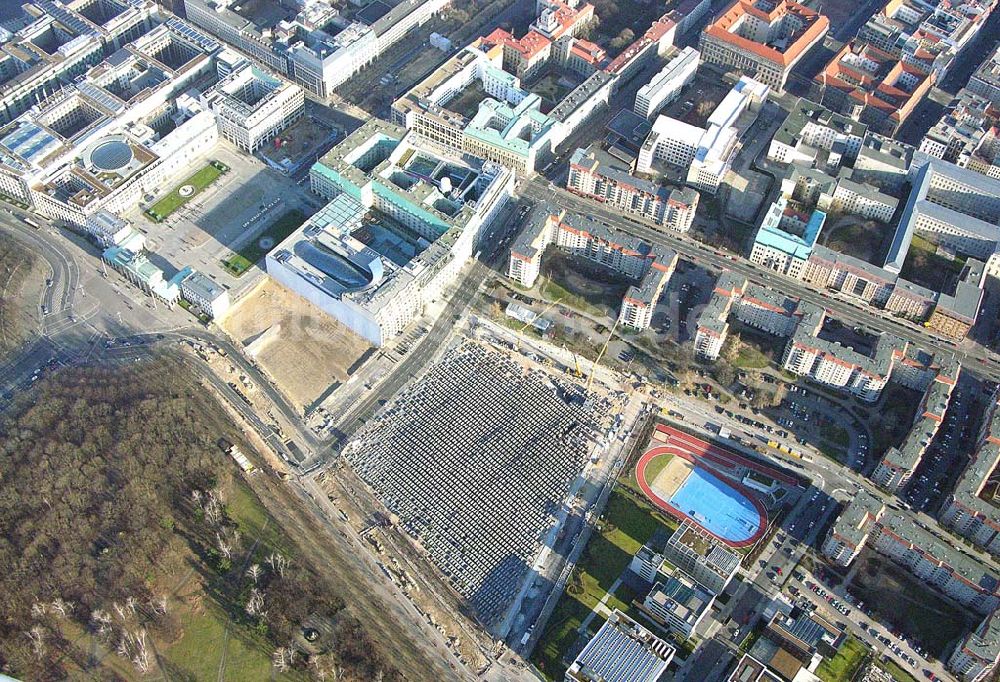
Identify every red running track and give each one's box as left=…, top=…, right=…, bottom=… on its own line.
left=637, top=433, right=770, bottom=548
left=654, top=424, right=799, bottom=486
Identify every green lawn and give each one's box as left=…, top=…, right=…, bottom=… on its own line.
left=734, top=344, right=770, bottom=369
left=146, top=162, right=226, bottom=221
left=531, top=484, right=678, bottom=680
left=640, top=453, right=673, bottom=489
left=163, top=481, right=302, bottom=681
left=817, top=635, right=869, bottom=682
left=223, top=210, right=306, bottom=276
left=877, top=658, right=918, bottom=682
left=821, top=424, right=850, bottom=447
left=540, top=278, right=603, bottom=317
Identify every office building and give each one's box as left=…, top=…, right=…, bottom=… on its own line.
left=0, top=16, right=222, bottom=227
left=749, top=196, right=825, bottom=277
left=201, top=61, right=303, bottom=153
left=814, top=40, right=933, bottom=136
left=565, top=609, right=675, bottom=682
left=969, top=44, right=1000, bottom=107
left=637, top=75, right=769, bottom=193
left=858, top=0, right=995, bottom=81
left=768, top=98, right=866, bottom=169
left=183, top=0, right=449, bottom=97
left=634, top=46, right=699, bottom=120
left=508, top=206, right=677, bottom=330
left=268, top=119, right=513, bottom=346
left=699, top=0, right=829, bottom=93
left=0, top=0, right=162, bottom=126
left=178, top=268, right=230, bottom=319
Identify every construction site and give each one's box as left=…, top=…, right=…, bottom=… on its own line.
left=221, top=278, right=372, bottom=412
left=341, top=339, right=630, bottom=637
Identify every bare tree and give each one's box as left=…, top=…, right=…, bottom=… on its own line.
left=49, top=598, right=71, bottom=618
left=26, top=626, right=45, bottom=660
left=151, top=595, right=168, bottom=615
left=30, top=602, right=48, bottom=619
left=247, top=563, right=263, bottom=584
left=216, top=532, right=233, bottom=561
left=267, top=552, right=289, bottom=578
left=273, top=646, right=296, bottom=672
left=125, top=595, right=138, bottom=618
left=245, top=588, right=265, bottom=618
left=117, top=629, right=152, bottom=673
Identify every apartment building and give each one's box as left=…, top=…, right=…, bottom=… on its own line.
left=694, top=271, right=746, bottom=360
left=948, top=610, right=1000, bottom=682
left=920, top=90, right=1000, bottom=180
left=871, top=359, right=959, bottom=492
left=782, top=305, right=901, bottom=402
left=634, top=46, right=699, bottom=120
left=660, top=520, right=741, bottom=593
left=637, top=566, right=715, bottom=639
left=767, top=98, right=866, bottom=168
left=941, top=389, right=1000, bottom=555
left=873, top=511, right=1000, bottom=615
left=200, top=62, right=303, bottom=153
left=699, top=0, right=829, bottom=93
left=828, top=175, right=898, bottom=222
left=824, top=498, right=1000, bottom=615
left=822, top=490, right=885, bottom=567
left=508, top=206, right=676, bottom=330
left=567, top=146, right=698, bottom=231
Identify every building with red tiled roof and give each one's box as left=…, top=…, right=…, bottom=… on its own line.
left=814, top=39, right=934, bottom=135
left=699, top=0, right=829, bottom=93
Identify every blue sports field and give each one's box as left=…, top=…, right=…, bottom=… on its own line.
left=668, top=466, right=764, bottom=544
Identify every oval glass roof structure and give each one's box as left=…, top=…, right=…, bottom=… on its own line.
left=294, top=240, right=374, bottom=291
left=90, top=138, right=134, bottom=171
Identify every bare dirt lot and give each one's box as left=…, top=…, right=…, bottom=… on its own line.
left=222, top=279, right=372, bottom=411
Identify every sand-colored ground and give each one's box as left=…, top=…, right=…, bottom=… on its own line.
left=651, top=456, right=693, bottom=500
left=222, top=279, right=371, bottom=411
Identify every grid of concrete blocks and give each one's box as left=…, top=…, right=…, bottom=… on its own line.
left=344, top=342, right=606, bottom=625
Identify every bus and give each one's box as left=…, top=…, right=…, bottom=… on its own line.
left=21, top=216, right=39, bottom=229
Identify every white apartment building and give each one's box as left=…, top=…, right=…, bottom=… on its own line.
left=949, top=611, right=1000, bottom=682
left=568, top=146, right=699, bottom=231
left=201, top=62, right=304, bottom=153
left=634, top=46, right=699, bottom=120
left=509, top=207, right=676, bottom=330
left=828, top=177, right=898, bottom=222
left=822, top=490, right=884, bottom=567
left=767, top=99, right=866, bottom=168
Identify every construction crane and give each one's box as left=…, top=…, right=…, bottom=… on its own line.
left=573, top=352, right=583, bottom=377
left=516, top=297, right=562, bottom=349
left=586, top=315, right=620, bottom=394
